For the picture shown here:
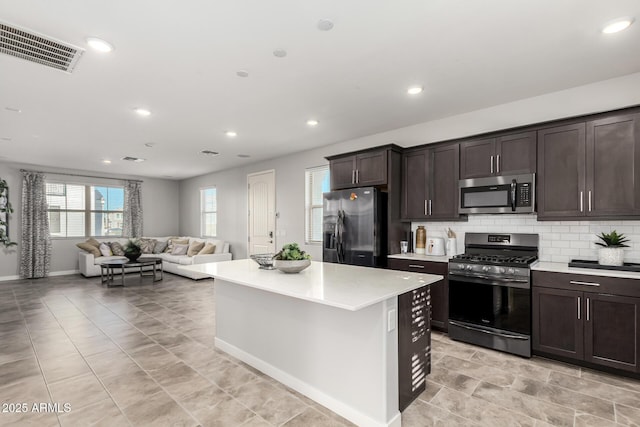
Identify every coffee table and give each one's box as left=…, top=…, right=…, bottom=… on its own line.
left=100, top=257, right=163, bottom=287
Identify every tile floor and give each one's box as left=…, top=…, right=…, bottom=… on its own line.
left=0, top=273, right=638, bottom=426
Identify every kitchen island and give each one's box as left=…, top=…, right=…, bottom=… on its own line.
left=182, top=259, right=443, bottom=427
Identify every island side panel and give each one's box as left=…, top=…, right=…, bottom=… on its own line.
left=214, top=279, right=401, bottom=427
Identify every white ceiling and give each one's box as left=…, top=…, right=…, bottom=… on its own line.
left=1, top=0, right=639, bottom=179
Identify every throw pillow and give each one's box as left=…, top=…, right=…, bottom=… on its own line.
left=86, top=237, right=101, bottom=248
left=171, top=243, right=189, bottom=256
left=166, top=237, right=189, bottom=253
left=187, top=241, right=205, bottom=257
left=76, top=241, right=101, bottom=257
left=110, top=242, right=125, bottom=256
left=139, top=238, right=157, bottom=254
left=153, top=240, right=168, bottom=254
left=99, top=242, right=113, bottom=257
left=198, top=243, right=216, bottom=255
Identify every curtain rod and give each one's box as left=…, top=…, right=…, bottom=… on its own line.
left=20, top=169, right=143, bottom=183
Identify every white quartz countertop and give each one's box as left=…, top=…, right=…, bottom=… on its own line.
left=532, top=261, right=640, bottom=280
left=181, top=259, right=443, bottom=311
left=388, top=253, right=451, bottom=263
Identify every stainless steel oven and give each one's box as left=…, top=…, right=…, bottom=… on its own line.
left=448, top=233, right=538, bottom=357
left=459, top=173, right=535, bottom=214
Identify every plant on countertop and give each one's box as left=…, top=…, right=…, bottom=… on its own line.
left=274, top=243, right=311, bottom=260
left=595, top=230, right=630, bottom=248
left=0, top=178, right=17, bottom=248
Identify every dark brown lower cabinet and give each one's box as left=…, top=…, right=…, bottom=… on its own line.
left=387, top=258, right=448, bottom=331
left=532, top=271, right=640, bottom=373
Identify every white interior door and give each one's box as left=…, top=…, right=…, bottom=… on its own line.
left=248, top=170, right=276, bottom=255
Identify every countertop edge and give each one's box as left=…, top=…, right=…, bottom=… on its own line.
left=532, top=261, right=640, bottom=280
left=388, top=253, right=451, bottom=263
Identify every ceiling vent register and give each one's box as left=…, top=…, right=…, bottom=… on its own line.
left=0, top=22, right=83, bottom=73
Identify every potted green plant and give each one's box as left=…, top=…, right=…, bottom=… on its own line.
left=123, top=239, right=142, bottom=262
left=595, top=230, right=629, bottom=266
left=273, top=243, right=311, bottom=273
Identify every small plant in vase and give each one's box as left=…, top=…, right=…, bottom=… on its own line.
left=124, top=239, right=142, bottom=262
left=595, top=230, right=629, bottom=266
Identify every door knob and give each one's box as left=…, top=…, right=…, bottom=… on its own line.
left=269, top=231, right=274, bottom=238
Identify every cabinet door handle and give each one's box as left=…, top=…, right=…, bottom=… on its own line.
left=351, top=170, right=355, bottom=184
left=490, top=155, right=494, bottom=174
left=580, top=191, right=584, bottom=212
left=570, top=280, right=600, bottom=287
left=588, top=190, right=592, bottom=212
left=586, top=297, right=590, bottom=321
left=356, top=169, right=359, bottom=183
left=496, top=154, right=500, bottom=174
left=408, top=264, right=425, bottom=269
left=577, top=296, right=581, bottom=320
left=424, top=200, right=428, bottom=216
left=428, top=199, right=432, bottom=216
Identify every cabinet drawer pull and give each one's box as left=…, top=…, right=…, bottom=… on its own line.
left=408, top=264, right=425, bottom=269
left=569, top=280, right=600, bottom=287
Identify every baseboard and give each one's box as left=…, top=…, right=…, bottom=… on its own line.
left=0, top=269, right=80, bottom=282
left=215, top=337, right=401, bottom=427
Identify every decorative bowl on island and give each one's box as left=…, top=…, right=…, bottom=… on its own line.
left=273, top=243, right=311, bottom=273
left=250, top=253, right=276, bottom=270
left=274, top=259, right=311, bottom=274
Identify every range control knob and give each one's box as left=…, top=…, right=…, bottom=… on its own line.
left=498, top=267, right=506, bottom=274
left=482, top=266, right=490, bottom=272
left=466, top=265, right=473, bottom=271
left=507, top=268, right=515, bottom=275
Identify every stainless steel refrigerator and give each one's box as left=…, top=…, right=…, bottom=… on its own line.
left=322, top=187, right=386, bottom=267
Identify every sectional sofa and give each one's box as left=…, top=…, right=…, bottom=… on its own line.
left=77, top=236, right=232, bottom=280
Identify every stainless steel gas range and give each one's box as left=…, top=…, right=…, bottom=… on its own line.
left=448, top=233, right=539, bottom=357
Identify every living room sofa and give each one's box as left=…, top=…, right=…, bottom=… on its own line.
left=78, top=236, right=232, bottom=280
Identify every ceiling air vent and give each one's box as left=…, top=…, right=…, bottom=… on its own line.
left=0, top=21, right=83, bottom=73
left=200, top=150, right=219, bottom=157
left=122, top=157, right=146, bottom=163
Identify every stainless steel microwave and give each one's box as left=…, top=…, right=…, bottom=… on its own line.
left=459, top=173, right=535, bottom=214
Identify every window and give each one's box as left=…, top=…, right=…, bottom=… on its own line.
left=201, top=187, right=217, bottom=237
left=46, top=182, right=124, bottom=237
left=305, top=165, right=330, bottom=244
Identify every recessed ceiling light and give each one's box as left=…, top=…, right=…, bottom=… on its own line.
left=5, top=107, right=21, bottom=113
left=144, top=142, right=156, bottom=148
left=86, top=37, right=114, bottom=53
left=225, top=131, right=237, bottom=138
left=237, top=154, right=251, bottom=158
left=306, top=119, right=319, bottom=126
left=407, top=86, right=423, bottom=95
left=200, top=150, right=220, bottom=157
left=134, top=108, right=151, bottom=117
left=317, top=19, right=334, bottom=31
left=102, top=159, right=112, bottom=164
left=236, top=70, right=249, bottom=78
left=273, top=49, right=287, bottom=58
left=602, top=17, right=634, bottom=34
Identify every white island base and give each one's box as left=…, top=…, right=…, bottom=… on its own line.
left=182, top=260, right=442, bottom=427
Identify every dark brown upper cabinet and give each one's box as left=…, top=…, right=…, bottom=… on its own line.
left=401, top=143, right=462, bottom=221
left=459, top=131, right=536, bottom=179
left=328, top=149, right=388, bottom=190
left=537, top=113, right=640, bottom=220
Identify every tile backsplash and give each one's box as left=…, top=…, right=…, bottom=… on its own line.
left=412, top=215, right=640, bottom=264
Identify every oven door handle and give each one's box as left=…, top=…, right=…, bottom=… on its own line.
left=449, top=273, right=530, bottom=289
left=449, top=320, right=529, bottom=340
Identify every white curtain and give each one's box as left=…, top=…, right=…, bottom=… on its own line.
left=20, top=171, right=51, bottom=278
left=123, top=180, right=143, bottom=237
